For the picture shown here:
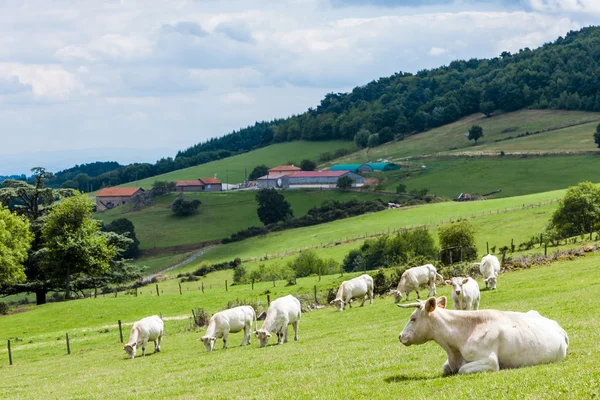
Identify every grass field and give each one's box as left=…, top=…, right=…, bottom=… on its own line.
left=96, top=190, right=396, bottom=250
left=116, top=141, right=356, bottom=190
left=1, top=252, right=598, bottom=399
left=375, top=155, right=600, bottom=198
left=335, top=110, right=600, bottom=162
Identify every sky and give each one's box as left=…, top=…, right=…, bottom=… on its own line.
left=0, top=0, right=598, bottom=175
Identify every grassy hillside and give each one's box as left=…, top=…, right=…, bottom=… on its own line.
left=336, top=110, right=600, bottom=162
left=0, top=251, right=597, bottom=398
left=117, top=141, right=356, bottom=189
left=96, top=190, right=395, bottom=251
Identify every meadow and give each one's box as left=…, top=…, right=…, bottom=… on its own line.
left=117, top=140, right=357, bottom=190
left=0, top=253, right=598, bottom=399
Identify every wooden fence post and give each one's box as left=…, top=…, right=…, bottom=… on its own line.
left=66, top=333, right=70, bottom=355
left=540, top=233, right=543, bottom=247
left=7, top=340, right=12, bottom=366
left=118, top=320, right=123, bottom=343
left=314, top=285, right=318, bottom=304
left=135, top=287, right=138, bottom=297
left=201, top=282, right=204, bottom=293
left=156, top=284, right=159, bottom=297
left=252, top=278, right=254, bottom=290
left=179, top=282, right=182, bottom=295
left=114, top=289, right=117, bottom=298
left=225, top=280, right=228, bottom=292
left=192, top=309, right=197, bottom=324
left=460, top=247, right=464, bottom=262
left=544, top=244, right=548, bottom=256
left=318, top=267, right=321, bottom=282
left=486, top=242, right=489, bottom=254
left=94, top=287, right=97, bottom=298
left=267, top=295, right=271, bottom=306
left=501, top=249, right=507, bottom=267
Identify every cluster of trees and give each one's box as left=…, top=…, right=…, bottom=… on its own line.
left=594, top=123, right=600, bottom=148
left=47, top=161, right=122, bottom=191
left=224, top=198, right=386, bottom=244
left=256, top=189, right=294, bottom=225
left=438, top=221, right=478, bottom=264
left=548, top=181, right=600, bottom=240
left=171, top=195, right=202, bottom=217
left=0, top=168, right=143, bottom=304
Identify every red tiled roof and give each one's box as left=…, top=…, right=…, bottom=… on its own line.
left=176, top=180, right=204, bottom=187
left=97, top=187, right=143, bottom=197
left=269, top=165, right=301, bottom=171
left=290, top=171, right=350, bottom=178
left=199, top=177, right=221, bottom=184
left=257, top=174, right=286, bottom=180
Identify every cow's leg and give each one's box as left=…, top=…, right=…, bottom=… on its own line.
left=277, top=330, right=284, bottom=345
left=292, top=321, right=299, bottom=341
left=141, top=339, right=148, bottom=356
left=153, top=339, right=158, bottom=353
left=369, top=288, right=373, bottom=305
left=283, top=325, right=289, bottom=343
left=458, top=353, right=499, bottom=375
left=222, top=330, right=229, bottom=349
left=241, top=323, right=250, bottom=346
left=416, top=290, right=420, bottom=299
left=156, top=334, right=162, bottom=352
left=442, top=360, right=456, bottom=376
left=348, top=298, right=352, bottom=308
left=360, top=295, right=366, bottom=307
left=473, top=297, right=480, bottom=311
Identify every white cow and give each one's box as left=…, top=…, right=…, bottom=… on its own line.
left=391, top=264, right=443, bottom=303
left=446, top=277, right=480, bottom=310
left=254, top=295, right=301, bottom=348
left=398, top=296, right=569, bottom=375
left=479, top=254, right=501, bottom=290
left=199, top=306, right=257, bottom=352
left=330, top=274, right=374, bottom=311
left=123, top=315, right=164, bottom=359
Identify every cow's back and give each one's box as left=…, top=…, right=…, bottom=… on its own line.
left=135, top=316, right=163, bottom=340
left=480, top=255, right=500, bottom=277
left=271, top=295, right=301, bottom=323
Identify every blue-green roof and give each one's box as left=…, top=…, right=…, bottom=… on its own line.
left=366, top=162, right=399, bottom=171
left=330, top=164, right=363, bottom=171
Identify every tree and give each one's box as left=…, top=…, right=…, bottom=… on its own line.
left=42, top=195, right=117, bottom=299
left=438, top=220, right=477, bottom=264
left=367, top=133, right=380, bottom=148
left=336, top=175, right=353, bottom=189
left=594, top=123, right=600, bottom=149
left=0, top=205, right=34, bottom=285
left=152, top=181, right=176, bottom=196
left=300, top=159, right=317, bottom=171
left=171, top=195, right=201, bottom=217
left=396, top=184, right=407, bottom=194
left=0, top=167, right=73, bottom=304
left=249, top=165, right=269, bottom=181
left=255, top=189, right=293, bottom=225
left=480, top=101, right=495, bottom=117
left=233, top=265, right=247, bottom=284
left=468, top=125, right=484, bottom=144
left=102, top=218, right=140, bottom=259
left=549, top=182, right=600, bottom=238
left=354, top=129, right=370, bottom=148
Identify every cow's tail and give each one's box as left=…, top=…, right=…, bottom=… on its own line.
left=436, top=273, right=444, bottom=284
left=254, top=308, right=258, bottom=332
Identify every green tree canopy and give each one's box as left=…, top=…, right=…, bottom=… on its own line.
left=354, top=129, right=370, bottom=148
left=249, top=165, right=269, bottom=181
left=0, top=205, right=34, bottom=285
left=480, top=101, right=496, bottom=117
left=438, top=220, right=477, bottom=264
left=549, top=181, right=600, bottom=238
left=468, top=125, right=484, bottom=144
left=255, top=189, right=293, bottom=225
left=336, top=175, right=353, bottom=189
left=594, top=123, right=600, bottom=149
left=102, top=218, right=140, bottom=259
left=171, top=195, right=201, bottom=217
left=300, top=159, right=317, bottom=171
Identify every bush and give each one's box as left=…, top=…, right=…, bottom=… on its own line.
left=549, top=182, right=600, bottom=239
left=373, top=269, right=390, bottom=295
left=396, top=184, right=406, bottom=194
left=151, top=181, right=176, bottom=196
left=337, top=176, right=353, bottom=189
left=192, top=308, right=211, bottom=327
left=439, top=220, right=477, bottom=264
left=300, top=159, right=317, bottom=171
left=249, top=165, right=269, bottom=181
left=171, top=195, right=201, bottom=217
left=233, top=265, right=247, bottom=284
left=0, top=302, right=9, bottom=315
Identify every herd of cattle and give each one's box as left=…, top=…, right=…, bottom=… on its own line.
left=123, top=253, right=569, bottom=376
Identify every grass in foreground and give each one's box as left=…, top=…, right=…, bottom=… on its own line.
left=0, top=254, right=598, bottom=399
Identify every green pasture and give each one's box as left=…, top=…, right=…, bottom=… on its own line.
left=117, top=141, right=357, bottom=189
left=1, top=253, right=598, bottom=399
left=96, top=190, right=395, bottom=251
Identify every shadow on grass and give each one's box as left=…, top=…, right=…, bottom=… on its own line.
left=384, top=374, right=436, bottom=383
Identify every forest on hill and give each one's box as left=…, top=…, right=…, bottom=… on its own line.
left=38, top=26, right=600, bottom=189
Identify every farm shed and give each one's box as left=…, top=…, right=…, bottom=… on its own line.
left=199, top=178, right=222, bottom=192
left=257, top=174, right=290, bottom=189
left=330, top=164, right=373, bottom=173
left=175, top=178, right=222, bottom=192
left=288, top=170, right=364, bottom=188
left=366, top=162, right=399, bottom=171
left=96, top=187, right=144, bottom=212
left=268, top=165, right=301, bottom=176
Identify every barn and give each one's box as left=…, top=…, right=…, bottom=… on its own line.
left=256, top=174, right=290, bottom=189
left=288, top=171, right=364, bottom=188
left=268, top=165, right=301, bottom=176
left=175, top=178, right=222, bottom=192
left=96, top=187, right=144, bottom=212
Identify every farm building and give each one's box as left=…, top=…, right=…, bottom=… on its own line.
left=288, top=171, right=364, bottom=188
left=330, top=164, right=374, bottom=173
left=268, top=165, right=301, bottom=176
left=175, top=178, right=222, bottom=192
left=96, top=187, right=144, bottom=212
left=367, top=162, right=399, bottom=171
left=256, top=174, right=290, bottom=189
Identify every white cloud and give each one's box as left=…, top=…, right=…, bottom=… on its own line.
left=0, top=63, right=82, bottom=100
left=528, top=0, right=600, bottom=13
left=428, top=47, right=448, bottom=56
left=220, top=92, right=255, bottom=105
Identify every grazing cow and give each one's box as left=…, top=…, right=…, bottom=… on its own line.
left=123, top=315, right=164, bottom=359
left=446, top=277, right=480, bottom=310
left=254, top=295, right=301, bottom=348
left=330, top=274, right=374, bottom=311
left=398, top=297, right=569, bottom=375
left=199, top=306, right=257, bottom=352
left=391, top=264, right=443, bottom=303
left=479, top=254, right=501, bottom=290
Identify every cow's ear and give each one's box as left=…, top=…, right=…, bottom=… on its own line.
left=425, top=297, right=437, bottom=313
left=437, top=296, right=447, bottom=309
left=462, top=278, right=470, bottom=285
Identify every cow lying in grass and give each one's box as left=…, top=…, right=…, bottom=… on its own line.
left=391, top=264, right=443, bottom=303
left=123, top=315, right=164, bottom=359
left=446, top=277, right=480, bottom=311
left=255, top=295, right=301, bottom=348
left=330, top=274, right=374, bottom=311
left=199, top=306, right=257, bottom=352
left=398, top=297, right=569, bottom=375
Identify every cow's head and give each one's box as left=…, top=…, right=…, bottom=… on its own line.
left=397, top=296, right=446, bottom=346
left=254, top=329, right=272, bottom=347
left=123, top=343, right=137, bottom=359
left=389, top=289, right=403, bottom=303
left=199, top=335, right=217, bottom=352
left=446, top=277, right=469, bottom=297
left=330, top=298, right=345, bottom=311
left=484, top=276, right=497, bottom=290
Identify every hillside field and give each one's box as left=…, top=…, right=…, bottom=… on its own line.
left=117, top=141, right=356, bottom=189
left=0, top=253, right=598, bottom=399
